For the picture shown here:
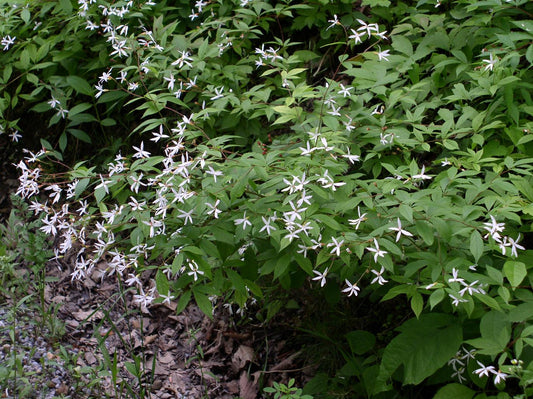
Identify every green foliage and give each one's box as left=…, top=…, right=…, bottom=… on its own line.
left=264, top=378, right=314, bottom=399
left=5, top=0, right=533, bottom=397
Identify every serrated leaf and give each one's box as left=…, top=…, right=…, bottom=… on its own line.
left=375, top=314, right=462, bottom=390
left=66, top=76, right=93, bottom=96
left=176, top=290, right=192, bottom=314
left=410, top=292, right=424, bottom=318
left=429, top=289, right=445, bottom=310
left=469, top=230, right=483, bottom=262
left=346, top=330, right=376, bottom=355
left=434, top=383, right=475, bottom=399
left=415, top=220, right=434, bottom=245
left=155, top=271, right=169, bottom=295
left=503, top=261, right=527, bottom=288
left=193, top=288, right=213, bottom=319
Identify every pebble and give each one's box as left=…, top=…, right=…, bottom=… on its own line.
left=0, top=306, right=72, bottom=398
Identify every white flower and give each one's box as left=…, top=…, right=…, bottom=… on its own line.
left=493, top=370, right=507, bottom=384
left=326, top=14, right=339, bottom=30
left=205, top=200, right=221, bottom=219
left=178, top=209, right=194, bottom=225
left=388, top=218, right=413, bottom=242
left=366, top=238, right=387, bottom=262
left=327, top=237, right=344, bottom=256
left=338, top=84, right=353, bottom=98
left=235, top=211, right=252, bottom=230
left=483, top=215, right=505, bottom=241
left=312, top=268, right=328, bottom=287
left=348, top=29, right=364, bottom=44
left=259, top=216, right=276, bottom=235
left=412, top=165, right=432, bottom=180
left=205, top=166, right=223, bottom=182
left=1, top=35, right=15, bottom=51
left=473, top=361, right=496, bottom=377
left=371, top=266, right=388, bottom=285
left=448, top=268, right=464, bottom=284
left=342, top=280, right=360, bottom=297
left=482, top=53, right=497, bottom=71
left=348, top=207, right=367, bottom=230
left=377, top=47, right=390, bottom=61
left=132, top=142, right=151, bottom=159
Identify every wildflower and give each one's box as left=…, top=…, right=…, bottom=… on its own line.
left=348, top=207, right=367, bottom=230
left=506, top=234, right=525, bottom=257
left=48, top=96, right=60, bottom=109
left=448, top=268, right=464, bottom=284
left=356, top=19, right=377, bottom=37
left=205, top=166, right=223, bottom=182
left=459, top=280, right=480, bottom=297
left=125, top=273, right=142, bottom=287
left=449, top=294, right=468, bottom=307
left=159, top=292, right=175, bottom=305
left=348, top=29, right=364, bottom=44
left=299, top=141, right=316, bottom=156
left=187, top=259, right=204, bottom=281
left=482, top=53, right=497, bottom=71
left=342, top=280, right=360, bottom=297
left=377, top=47, right=390, bottom=61
left=338, top=84, right=353, bottom=98
left=312, top=268, right=329, bottom=287
left=493, top=370, right=508, bottom=384
left=235, top=211, right=252, bottom=230
left=132, top=142, right=151, bottom=159
left=371, top=266, right=388, bottom=285
left=9, top=130, right=22, bottom=142
left=150, top=125, right=169, bottom=143
left=143, top=217, right=162, bottom=237
left=342, top=148, right=360, bottom=164
left=327, top=237, right=344, bottom=256
left=177, top=209, right=194, bottom=225
left=133, top=287, right=155, bottom=311
left=326, top=14, right=340, bottom=30
left=366, top=238, right=387, bottom=262
left=205, top=199, right=222, bottom=219
left=210, top=86, right=224, bottom=100
left=56, top=107, right=69, bottom=119
left=473, top=361, right=496, bottom=378
left=1, top=35, right=15, bottom=51
left=388, top=218, right=413, bottom=242
left=259, top=216, right=276, bottom=235
left=483, top=215, right=505, bottom=241
left=412, top=165, right=432, bottom=180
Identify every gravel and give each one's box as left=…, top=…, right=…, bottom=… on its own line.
left=0, top=306, right=74, bottom=398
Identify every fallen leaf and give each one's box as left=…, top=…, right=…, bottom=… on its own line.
left=239, top=371, right=258, bottom=399
left=233, top=345, right=254, bottom=370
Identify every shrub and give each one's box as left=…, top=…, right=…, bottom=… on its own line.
left=7, top=0, right=533, bottom=397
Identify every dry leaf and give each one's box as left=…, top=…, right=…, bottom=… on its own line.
left=72, top=309, right=104, bottom=322
left=233, top=345, right=254, bottom=370
left=239, top=371, right=258, bottom=399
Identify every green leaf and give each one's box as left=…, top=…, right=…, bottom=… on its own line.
left=193, top=288, right=213, bottom=319
left=434, top=383, right=475, bottom=399
left=480, top=311, right=511, bottom=352
left=66, top=76, right=93, bottom=96
left=429, top=289, right=445, bottom=310
left=375, top=314, right=462, bottom=390
left=155, top=271, right=169, bottom=295
left=415, top=220, right=434, bottom=245
left=503, top=261, right=527, bottom=288
left=346, top=330, right=376, bottom=355
left=176, top=290, right=192, bottom=314
left=469, top=230, right=483, bottom=262
left=410, top=292, right=424, bottom=318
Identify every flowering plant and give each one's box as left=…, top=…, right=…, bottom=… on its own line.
left=5, top=0, right=533, bottom=396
